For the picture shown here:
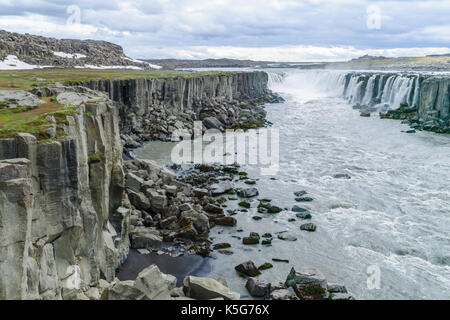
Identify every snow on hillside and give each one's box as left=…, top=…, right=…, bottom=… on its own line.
left=0, top=55, right=40, bottom=70
left=53, top=52, right=87, bottom=59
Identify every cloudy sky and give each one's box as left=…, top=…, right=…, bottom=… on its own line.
left=1, top=0, right=450, bottom=61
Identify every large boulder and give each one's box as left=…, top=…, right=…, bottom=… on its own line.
left=101, top=280, right=145, bottom=300
left=183, top=276, right=240, bottom=300
left=235, top=261, right=261, bottom=277
left=130, top=228, right=162, bottom=250
left=134, top=265, right=172, bottom=300
left=203, top=117, right=224, bottom=131
left=180, top=209, right=210, bottom=233
left=285, top=267, right=328, bottom=300
left=245, top=278, right=270, bottom=298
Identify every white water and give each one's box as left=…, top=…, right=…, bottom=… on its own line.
left=136, top=69, right=450, bottom=300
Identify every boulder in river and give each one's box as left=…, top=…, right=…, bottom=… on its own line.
left=292, top=205, right=310, bottom=213
left=300, top=223, right=317, bottom=232
left=237, top=187, right=259, bottom=198
left=285, top=267, right=328, bottom=300
left=333, top=173, right=351, bottom=179
left=235, top=261, right=261, bottom=277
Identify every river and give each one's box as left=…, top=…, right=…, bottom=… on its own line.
left=135, top=69, right=450, bottom=300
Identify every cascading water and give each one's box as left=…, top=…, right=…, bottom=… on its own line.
left=267, top=69, right=420, bottom=111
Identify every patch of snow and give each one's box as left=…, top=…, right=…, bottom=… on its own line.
left=53, top=52, right=87, bottom=59
left=0, top=55, right=39, bottom=70
left=123, top=56, right=162, bottom=69
left=75, top=64, right=144, bottom=70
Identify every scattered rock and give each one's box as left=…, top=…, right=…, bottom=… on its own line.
left=237, top=187, right=259, bottom=198
left=333, top=173, right=351, bottom=179
left=213, top=243, right=231, bottom=250
left=235, top=261, right=261, bottom=277
left=214, top=216, right=237, bottom=227
left=258, top=263, right=273, bottom=270
left=246, top=278, right=270, bottom=298
left=300, top=223, right=317, bottom=232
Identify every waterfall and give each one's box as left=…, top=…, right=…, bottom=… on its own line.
left=272, top=69, right=419, bottom=110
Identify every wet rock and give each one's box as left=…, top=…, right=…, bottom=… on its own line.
left=296, top=212, right=312, bottom=219
left=180, top=210, right=210, bottom=233
left=277, top=234, right=297, bottom=241
left=209, top=181, right=233, bottom=196
left=218, top=249, right=233, bottom=255
left=258, top=263, right=273, bottom=270
left=176, top=223, right=198, bottom=240
left=214, top=216, right=237, bottom=227
left=246, top=278, right=270, bottom=298
left=270, top=287, right=298, bottom=300
left=267, top=205, right=282, bottom=214
left=300, top=223, right=317, bottom=232
left=330, top=292, right=355, bottom=300
left=327, top=284, right=348, bottom=294
left=235, top=261, right=261, bottom=277
left=183, top=276, right=240, bottom=300
left=243, top=232, right=260, bottom=245
left=204, top=203, right=223, bottom=214
left=333, top=173, right=351, bottom=179
left=294, top=191, right=307, bottom=197
left=285, top=267, right=328, bottom=300
left=213, top=243, right=231, bottom=250
left=238, top=201, right=251, bottom=208
left=237, top=187, right=259, bottom=198
left=252, top=216, right=262, bottom=221
left=295, top=197, right=313, bottom=202
left=292, top=205, right=310, bottom=213
left=360, top=112, right=371, bottom=117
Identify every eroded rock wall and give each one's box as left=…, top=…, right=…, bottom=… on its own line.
left=0, top=99, right=130, bottom=300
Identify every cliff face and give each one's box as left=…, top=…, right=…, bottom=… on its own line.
left=341, top=72, right=450, bottom=133
left=0, top=93, right=130, bottom=299
left=78, top=72, right=281, bottom=144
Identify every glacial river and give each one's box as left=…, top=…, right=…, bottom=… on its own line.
left=136, top=69, right=450, bottom=300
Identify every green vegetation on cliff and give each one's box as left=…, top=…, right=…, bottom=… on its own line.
left=0, top=98, right=76, bottom=139
left=0, top=69, right=233, bottom=91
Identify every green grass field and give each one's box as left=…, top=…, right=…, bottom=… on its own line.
left=0, top=68, right=233, bottom=91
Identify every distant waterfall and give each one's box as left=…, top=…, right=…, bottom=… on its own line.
left=272, top=69, right=420, bottom=111
left=266, top=71, right=286, bottom=89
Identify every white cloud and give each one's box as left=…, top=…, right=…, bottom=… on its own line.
left=130, top=45, right=450, bottom=62
left=1, top=0, right=450, bottom=61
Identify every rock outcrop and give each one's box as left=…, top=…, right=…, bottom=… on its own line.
left=76, top=72, right=283, bottom=148
left=0, top=88, right=130, bottom=299
left=339, top=72, right=450, bottom=133
left=0, top=29, right=153, bottom=69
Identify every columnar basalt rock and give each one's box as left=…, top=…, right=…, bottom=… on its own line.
left=0, top=89, right=130, bottom=300
left=76, top=72, right=283, bottom=148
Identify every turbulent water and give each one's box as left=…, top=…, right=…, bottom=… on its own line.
left=136, top=69, right=450, bottom=300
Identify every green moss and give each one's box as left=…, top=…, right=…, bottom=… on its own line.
left=88, top=152, right=104, bottom=164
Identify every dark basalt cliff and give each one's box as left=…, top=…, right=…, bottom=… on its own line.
left=75, top=71, right=282, bottom=149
